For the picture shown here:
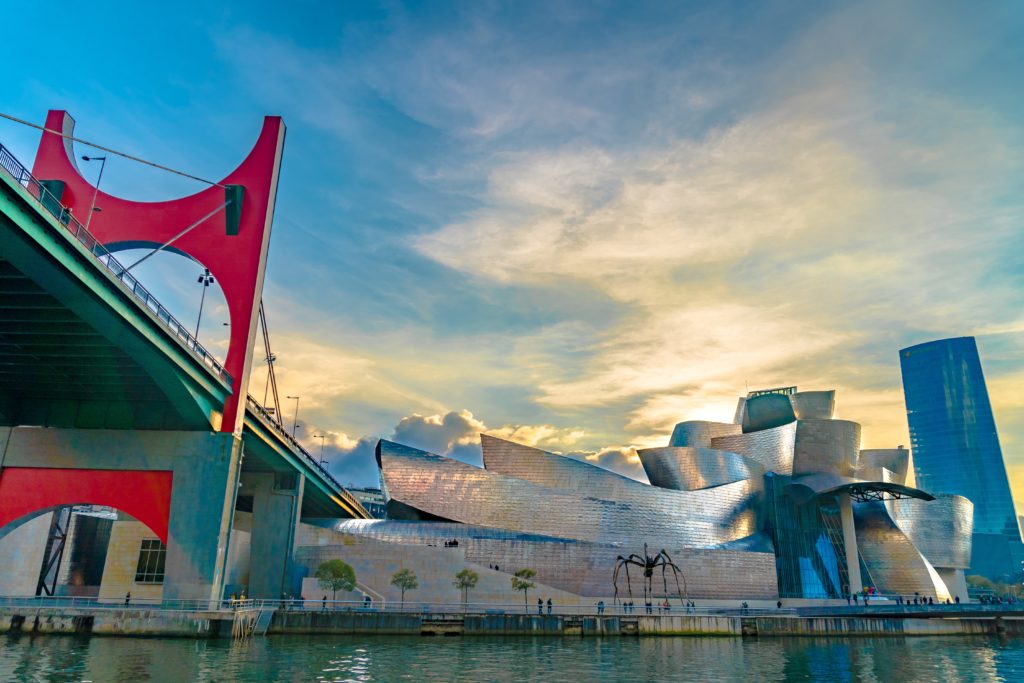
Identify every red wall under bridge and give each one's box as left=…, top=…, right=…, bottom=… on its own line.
left=0, top=467, right=172, bottom=542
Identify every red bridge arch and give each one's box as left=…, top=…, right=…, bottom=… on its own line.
left=0, top=468, right=172, bottom=543
left=31, top=110, right=286, bottom=433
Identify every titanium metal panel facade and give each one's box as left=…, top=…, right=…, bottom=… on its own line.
left=710, top=421, right=797, bottom=475
left=889, top=494, right=973, bottom=570
left=793, top=419, right=861, bottom=477
left=790, top=391, right=836, bottom=420
left=480, top=434, right=645, bottom=499
left=859, top=448, right=910, bottom=485
left=742, top=393, right=796, bottom=433
left=668, top=421, right=741, bottom=448
left=900, top=337, right=1019, bottom=538
left=378, top=440, right=759, bottom=548
left=637, top=447, right=763, bottom=491
left=854, top=501, right=949, bottom=599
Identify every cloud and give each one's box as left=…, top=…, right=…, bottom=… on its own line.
left=564, top=446, right=647, bottom=483
left=392, top=409, right=487, bottom=462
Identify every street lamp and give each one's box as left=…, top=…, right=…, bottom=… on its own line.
left=314, top=434, right=327, bottom=466
left=286, top=395, right=301, bottom=438
left=194, top=268, right=215, bottom=340
left=263, top=353, right=277, bottom=406
left=81, top=155, right=107, bottom=230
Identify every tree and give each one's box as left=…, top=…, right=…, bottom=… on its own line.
left=315, top=559, right=356, bottom=601
left=511, top=568, right=536, bottom=612
left=454, top=569, right=479, bottom=608
left=391, top=568, right=419, bottom=605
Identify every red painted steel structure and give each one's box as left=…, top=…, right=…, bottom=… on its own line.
left=30, top=110, right=286, bottom=434
left=0, top=468, right=172, bottom=542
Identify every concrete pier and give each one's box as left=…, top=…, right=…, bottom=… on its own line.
left=4, top=605, right=1021, bottom=639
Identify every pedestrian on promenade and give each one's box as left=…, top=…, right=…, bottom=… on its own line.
left=547, top=598, right=552, bottom=615
left=597, top=600, right=605, bottom=615
left=955, top=595, right=960, bottom=605
left=777, top=600, right=782, bottom=609
left=322, top=595, right=327, bottom=612
left=538, top=598, right=543, bottom=614
left=846, top=594, right=851, bottom=605
left=124, top=591, right=131, bottom=606
left=664, top=599, right=671, bottom=614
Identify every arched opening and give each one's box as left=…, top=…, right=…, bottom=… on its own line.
left=0, top=505, right=167, bottom=603
left=100, top=246, right=232, bottom=361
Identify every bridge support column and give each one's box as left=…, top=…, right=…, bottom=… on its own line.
left=241, top=471, right=304, bottom=599
left=0, top=428, right=243, bottom=604
left=840, top=493, right=863, bottom=597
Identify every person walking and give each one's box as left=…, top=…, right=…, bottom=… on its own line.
left=537, top=598, right=543, bottom=615
left=322, top=595, right=327, bottom=612
left=124, top=591, right=131, bottom=606
left=597, top=600, right=605, bottom=615
left=547, top=598, right=552, bottom=615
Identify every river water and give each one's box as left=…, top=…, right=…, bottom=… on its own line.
left=1, top=634, right=1022, bottom=682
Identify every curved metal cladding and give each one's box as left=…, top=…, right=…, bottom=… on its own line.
left=854, top=501, right=950, bottom=598
left=637, top=446, right=764, bottom=491
left=479, top=434, right=641, bottom=499
left=314, top=520, right=779, bottom=599
left=742, top=393, right=796, bottom=433
left=480, top=436, right=763, bottom=538
left=668, top=421, right=741, bottom=448
left=378, top=439, right=759, bottom=548
left=890, top=494, right=973, bottom=569
left=793, top=419, right=861, bottom=477
left=710, top=421, right=797, bottom=475
left=859, top=448, right=910, bottom=485
left=790, top=391, right=836, bottom=420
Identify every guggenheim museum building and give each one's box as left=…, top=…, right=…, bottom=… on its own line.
left=298, top=388, right=972, bottom=604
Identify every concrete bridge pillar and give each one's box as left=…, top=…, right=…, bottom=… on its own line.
left=0, top=427, right=243, bottom=603
left=240, top=471, right=304, bottom=599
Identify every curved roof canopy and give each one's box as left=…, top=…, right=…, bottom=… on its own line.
left=785, top=473, right=934, bottom=504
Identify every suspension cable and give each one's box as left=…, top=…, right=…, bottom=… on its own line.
left=0, top=110, right=226, bottom=188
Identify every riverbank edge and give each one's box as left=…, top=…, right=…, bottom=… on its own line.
left=2, top=608, right=1023, bottom=639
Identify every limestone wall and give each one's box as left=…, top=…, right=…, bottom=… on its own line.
left=97, top=520, right=163, bottom=604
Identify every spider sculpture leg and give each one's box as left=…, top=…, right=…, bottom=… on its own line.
left=661, top=550, right=688, bottom=602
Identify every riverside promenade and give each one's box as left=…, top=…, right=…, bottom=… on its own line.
left=2, top=598, right=1022, bottom=639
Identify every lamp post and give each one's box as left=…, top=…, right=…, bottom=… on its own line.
left=314, top=434, right=327, bottom=466
left=286, top=395, right=301, bottom=438
left=263, top=353, right=277, bottom=406
left=81, top=155, right=107, bottom=230
left=194, top=268, right=215, bottom=341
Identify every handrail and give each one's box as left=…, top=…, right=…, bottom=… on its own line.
left=0, top=142, right=231, bottom=386
left=245, top=394, right=352, bottom=495
left=0, top=595, right=810, bottom=617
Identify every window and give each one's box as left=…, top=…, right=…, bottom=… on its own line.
left=134, top=539, right=166, bottom=584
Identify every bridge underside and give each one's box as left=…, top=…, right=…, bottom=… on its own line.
left=0, top=256, right=199, bottom=430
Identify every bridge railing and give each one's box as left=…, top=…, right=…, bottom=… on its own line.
left=0, top=142, right=231, bottom=386
left=245, top=394, right=350, bottom=494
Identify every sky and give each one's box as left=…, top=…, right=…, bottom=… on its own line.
left=3, top=1, right=1022, bottom=508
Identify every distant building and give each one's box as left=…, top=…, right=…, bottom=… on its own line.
left=346, top=487, right=387, bottom=519
left=900, top=337, right=1024, bottom=581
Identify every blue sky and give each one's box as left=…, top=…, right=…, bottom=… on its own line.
left=3, top=1, right=1023, bottom=507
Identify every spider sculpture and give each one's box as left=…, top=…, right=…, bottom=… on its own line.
left=612, top=543, right=688, bottom=607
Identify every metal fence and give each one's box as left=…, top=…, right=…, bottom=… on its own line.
left=244, top=395, right=350, bottom=494
left=0, top=595, right=797, bottom=617
left=0, top=141, right=231, bottom=385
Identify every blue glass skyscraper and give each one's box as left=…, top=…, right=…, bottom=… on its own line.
left=900, top=337, right=1023, bottom=580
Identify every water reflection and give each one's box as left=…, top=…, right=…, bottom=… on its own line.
left=1, top=633, right=1021, bottom=682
